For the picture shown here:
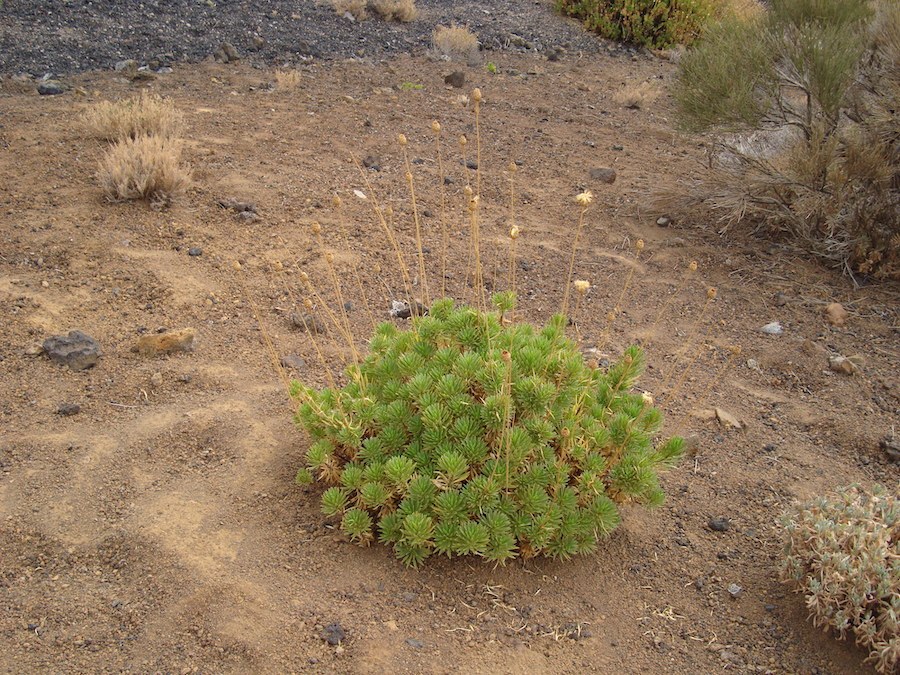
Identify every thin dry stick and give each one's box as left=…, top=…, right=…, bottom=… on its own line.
left=508, top=224, right=520, bottom=295
left=473, top=88, right=483, bottom=207
left=507, top=163, right=518, bottom=290
left=572, top=280, right=591, bottom=342
left=399, top=133, right=430, bottom=306
left=646, top=260, right=698, bottom=348
left=273, top=262, right=337, bottom=390
left=672, top=345, right=741, bottom=436
left=466, top=185, right=485, bottom=311
left=597, top=239, right=644, bottom=351
left=562, top=191, right=593, bottom=317
left=658, top=287, right=717, bottom=395
left=232, top=260, right=292, bottom=398
left=432, top=120, right=449, bottom=298
left=501, top=349, right=514, bottom=492
left=332, top=194, right=378, bottom=335
left=352, top=155, right=414, bottom=312
left=297, top=268, right=356, bottom=352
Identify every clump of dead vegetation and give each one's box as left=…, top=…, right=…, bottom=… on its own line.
left=81, top=91, right=183, bottom=141
left=274, top=69, right=302, bottom=91
left=666, top=0, right=899, bottom=280
left=614, top=80, right=661, bottom=110
left=97, top=135, right=190, bottom=204
left=331, top=0, right=417, bottom=22
left=87, top=91, right=190, bottom=204
left=432, top=24, right=480, bottom=64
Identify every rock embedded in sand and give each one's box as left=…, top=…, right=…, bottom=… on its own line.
left=43, top=330, right=101, bottom=371
left=824, top=302, right=848, bottom=327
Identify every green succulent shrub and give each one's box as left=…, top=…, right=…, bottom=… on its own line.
left=781, top=485, right=899, bottom=673
left=556, top=0, right=715, bottom=49
left=292, top=293, right=683, bottom=567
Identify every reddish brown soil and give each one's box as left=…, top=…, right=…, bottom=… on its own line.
left=1, top=52, right=897, bottom=674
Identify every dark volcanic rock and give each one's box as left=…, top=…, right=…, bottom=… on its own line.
left=43, top=331, right=101, bottom=371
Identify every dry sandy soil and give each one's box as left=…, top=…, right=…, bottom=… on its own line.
left=1, top=29, right=899, bottom=675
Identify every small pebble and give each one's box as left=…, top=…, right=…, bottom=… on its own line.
left=708, top=517, right=730, bottom=532
left=188, top=247, right=203, bottom=257
left=57, top=403, right=81, bottom=416
left=760, top=322, right=783, bottom=335
left=727, top=583, right=743, bottom=598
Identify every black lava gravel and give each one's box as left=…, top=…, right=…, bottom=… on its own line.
left=0, top=0, right=608, bottom=77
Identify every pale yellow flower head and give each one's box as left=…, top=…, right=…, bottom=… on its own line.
left=573, top=279, right=591, bottom=295
left=575, top=191, right=593, bottom=207
left=509, top=225, right=520, bottom=240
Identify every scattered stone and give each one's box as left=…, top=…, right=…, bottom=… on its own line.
left=465, top=159, right=478, bottom=170
left=611, top=144, right=624, bottom=151
left=708, top=517, right=730, bottom=532
left=114, top=59, right=138, bottom=72
left=217, top=197, right=258, bottom=214
left=727, top=583, right=743, bottom=598
left=43, top=331, right=101, bottom=371
left=321, top=623, right=345, bottom=646
left=24, top=342, right=44, bottom=356
left=746, top=358, right=761, bottom=372
left=444, top=71, right=466, bottom=88
left=57, top=403, right=81, bottom=416
left=150, top=371, right=163, bottom=387
left=656, top=216, right=671, bottom=227
left=773, top=291, right=788, bottom=307
left=363, top=155, right=381, bottom=171
left=157, top=66, right=174, bottom=74
left=188, top=247, right=203, bottom=257
left=828, top=355, right=858, bottom=375
left=760, top=321, right=783, bottom=335
left=250, top=35, right=266, bottom=51
left=715, top=407, right=743, bottom=430
left=880, top=436, right=900, bottom=463
left=238, top=210, right=259, bottom=222
left=214, top=42, right=240, bottom=63
left=589, top=167, right=617, bottom=184
left=37, top=80, right=65, bottom=96
left=405, top=638, right=424, bottom=649
left=132, top=328, right=196, bottom=356
left=824, top=302, right=848, bottom=327
left=290, top=313, right=327, bottom=334
left=690, top=408, right=717, bottom=422
left=390, top=300, right=428, bottom=319
left=280, top=354, right=307, bottom=371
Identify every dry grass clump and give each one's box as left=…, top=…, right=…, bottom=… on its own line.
left=370, top=0, right=417, bottom=22
left=275, top=69, right=302, bottom=90
left=82, top=91, right=183, bottom=141
left=97, top=135, right=190, bottom=204
left=614, top=80, right=661, bottom=110
left=432, top=24, right=480, bottom=64
left=331, top=0, right=368, bottom=20
left=781, top=485, right=899, bottom=674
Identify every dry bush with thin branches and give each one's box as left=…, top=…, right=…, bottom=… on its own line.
left=370, top=0, right=417, bottom=22
left=82, top=91, right=183, bottom=141
left=667, top=0, right=899, bottom=280
left=432, top=24, right=480, bottom=64
left=97, top=135, right=190, bottom=204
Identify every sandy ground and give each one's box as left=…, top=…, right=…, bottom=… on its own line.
left=1, top=49, right=898, bottom=674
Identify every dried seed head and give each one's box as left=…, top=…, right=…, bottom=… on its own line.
left=405, top=171, right=413, bottom=182
left=472, top=88, right=483, bottom=103
left=636, top=239, right=645, bottom=252
left=463, top=185, right=474, bottom=198
left=575, top=191, right=593, bottom=207
left=468, top=195, right=479, bottom=212
left=730, top=345, right=742, bottom=356
left=332, top=194, right=342, bottom=208
left=507, top=161, right=518, bottom=173
left=459, top=135, right=468, bottom=147
left=311, top=221, right=322, bottom=235
left=303, top=298, right=313, bottom=310
left=573, top=279, right=590, bottom=295
left=606, top=311, right=615, bottom=322
left=431, top=120, right=442, bottom=134
left=509, top=225, right=520, bottom=240
left=299, top=270, right=310, bottom=282
left=324, top=252, right=334, bottom=264
left=641, top=392, right=654, bottom=406
left=397, top=133, right=408, bottom=146
left=707, top=287, right=717, bottom=300
left=385, top=205, right=393, bottom=218
left=561, top=427, right=570, bottom=438
left=231, top=261, right=242, bottom=271
left=501, top=350, right=511, bottom=363
left=274, top=260, right=283, bottom=272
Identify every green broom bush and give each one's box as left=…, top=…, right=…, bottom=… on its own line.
left=292, top=292, right=683, bottom=567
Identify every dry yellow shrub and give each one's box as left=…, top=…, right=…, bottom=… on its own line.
left=614, top=80, right=661, bottom=110
left=82, top=91, right=183, bottom=141
left=97, top=135, right=190, bottom=203
left=331, top=0, right=367, bottom=20
left=275, top=69, right=302, bottom=90
left=432, top=24, right=480, bottom=63
left=370, top=0, right=417, bottom=22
